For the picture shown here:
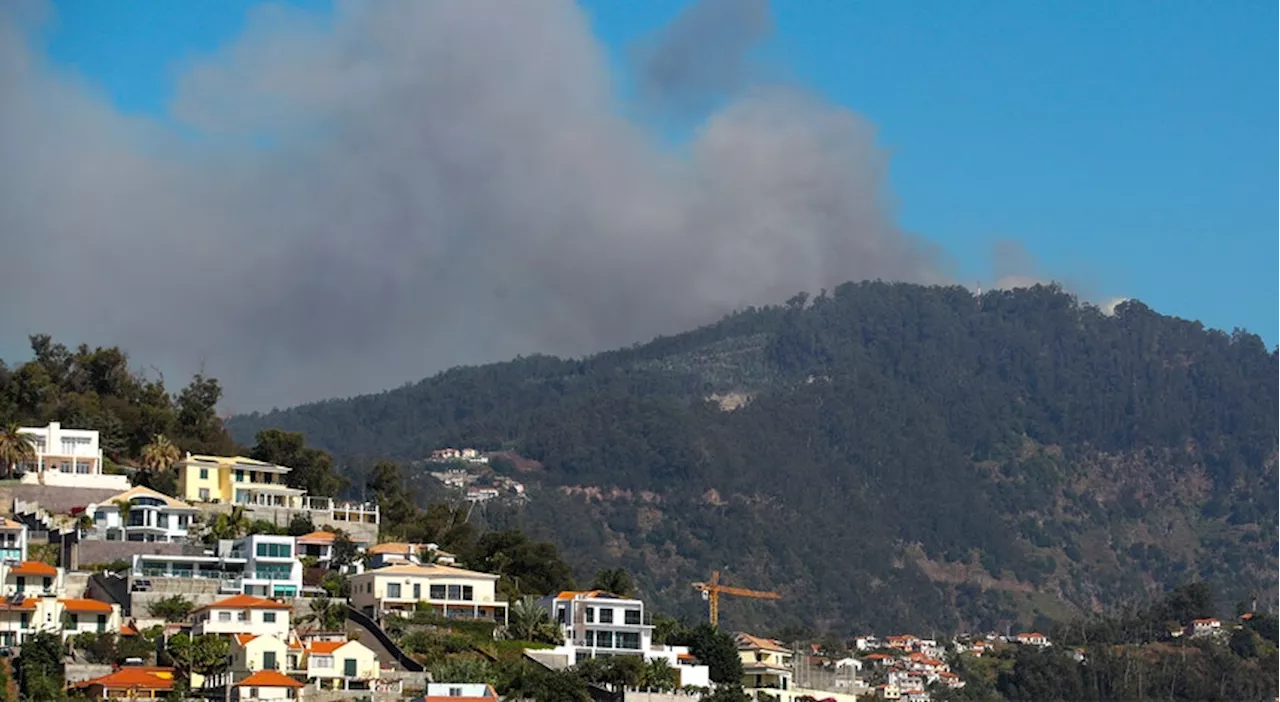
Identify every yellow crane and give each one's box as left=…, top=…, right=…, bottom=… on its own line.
left=692, top=570, right=781, bottom=627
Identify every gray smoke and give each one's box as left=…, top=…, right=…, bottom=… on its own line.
left=634, top=0, right=772, bottom=113
left=0, top=0, right=947, bottom=411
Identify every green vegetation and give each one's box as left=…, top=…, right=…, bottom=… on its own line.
left=148, top=595, right=194, bottom=623
left=71, top=628, right=162, bottom=665
left=230, top=283, right=1278, bottom=634
left=15, top=632, right=62, bottom=700
left=940, top=587, right=1278, bottom=702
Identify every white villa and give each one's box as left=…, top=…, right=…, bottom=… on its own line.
left=192, top=594, right=292, bottom=637
left=86, top=486, right=199, bottom=542
left=16, top=422, right=129, bottom=489
left=348, top=563, right=508, bottom=623
left=532, top=590, right=711, bottom=688
left=297, top=531, right=368, bottom=574
left=132, top=534, right=303, bottom=598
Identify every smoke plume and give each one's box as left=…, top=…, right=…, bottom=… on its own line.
left=0, top=0, right=947, bottom=410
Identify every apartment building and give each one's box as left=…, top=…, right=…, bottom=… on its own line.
left=16, top=422, right=129, bottom=489
left=348, top=563, right=508, bottom=623
left=86, top=486, right=199, bottom=543
left=192, top=594, right=292, bottom=637
left=177, top=454, right=305, bottom=508
left=132, top=534, right=303, bottom=598
left=532, top=590, right=711, bottom=688
left=0, top=519, right=27, bottom=562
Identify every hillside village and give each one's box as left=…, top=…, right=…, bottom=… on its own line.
left=0, top=420, right=1267, bottom=702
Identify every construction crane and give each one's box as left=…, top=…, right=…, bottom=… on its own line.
left=692, top=570, right=781, bottom=627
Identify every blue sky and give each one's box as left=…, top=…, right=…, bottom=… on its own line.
left=36, top=0, right=1278, bottom=344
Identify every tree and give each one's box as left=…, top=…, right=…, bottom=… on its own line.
left=367, top=460, right=416, bottom=530
left=287, top=513, right=315, bottom=537
left=589, top=567, right=635, bottom=597
left=470, top=530, right=575, bottom=597
left=17, top=631, right=63, bottom=699
left=330, top=531, right=359, bottom=571
left=299, top=597, right=346, bottom=631
left=173, top=374, right=234, bottom=454
left=0, top=423, right=36, bottom=478
left=640, top=658, right=680, bottom=691
left=668, top=623, right=742, bottom=685
left=112, top=499, right=133, bottom=531
left=148, top=595, right=194, bottom=623
left=166, top=633, right=229, bottom=684
left=505, top=596, right=561, bottom=644
left=206, top=506, right=250, bottom=542
left=140, top=433, right=179, bottom=474
left=249, top=429, right=347, bottom=497
left=430, top=658, right=497, bottom=685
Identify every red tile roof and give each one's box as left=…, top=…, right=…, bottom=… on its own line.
left=74, top=667, right=175, bottom=691
left=10, top=561, right=56, bottom=576
left=60, top=598, right=113, bottom=613
left=306, top=640, right=346, bottom=654
left=235, top=670, right=304, bottom=688
left=193, top=594, right=292, bottom=612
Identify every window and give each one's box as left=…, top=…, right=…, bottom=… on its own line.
left=449, top=688, right=463, bottom=697
left=618, top=632, right=641, bottom=650
left=263, top=612, right=276, bottom=623
left=584, top=631, right=594, bottom=646
left=556, top=607, right=566, bottom=624
left=599, top=608, right=613, bottom=624
left=462, top=585, right=473, bottom=601
left=624, top=609, right=641, bottom=625
left=238, top=612, right=247, bottom=622
left=198, top=488, right=210, bottom=501
left=596, top=631, right=613, bottom=648
left=218, top=612, right=231, bottom=622
left=199, top=468, right=208, bottom=480
left=42, top=577, right=51, bottom=590
left=15, top=577, right=25, bottom=592
left=255, top=542, right=291, bottom=558
left=429, top=585, right=446, bottom=600
left=76, top=462, right=90, bottom=474
left=313, top=655, right=333, bottom=669
left=586, top=607, right=594, bottom=623
left=96, top=614, right=106, bottom=632
left=263, top=651, right=277, bottom=670
left=344, top=659, right=357, bottom=678
left=413, top=583, right=421, bottom=599
left=68, top=614, right=78, bottom=629
left=235, top=470, right=244, bottom=482
left=387, top=583, right=402, bottom=598
left=447, top=585, right=461, bottom=600
left=19, top=613, right=27, bottom=629
left=248, top=689, right=258, bottom=699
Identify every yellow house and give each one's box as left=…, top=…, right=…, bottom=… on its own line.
left=295, top=637, right=381, bottom=689
left=177, top=454, right=305, bottom=507
left=231, top=633, right=290, bottom=674
left=736, top=633, right=794, bottom=698
left=348, top=563, right=507, bottom=623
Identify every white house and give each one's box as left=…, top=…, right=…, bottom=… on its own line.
left=1186, top=618, right=1223, bottom=638
left=424, top=683, right=499, bottom=701
left=132, top=534, right=303, bottom=598
left=534, top=590, right=710, bottom=688
left=293, top=636, right=381, bottom=690
left=0, top=519, right=28, bottom=563
left=192, top=594, right=292, bottom=637
left=349, top=563, right=507, bottom=623
left=16, top=422, right=129, bottom=489
left=1013, top=632, right=1050, bottom=647
left=87, top=486, right=199, bottom=543
left=232, top=670, right=304, bottom=701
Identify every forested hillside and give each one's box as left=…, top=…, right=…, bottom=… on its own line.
left=230, top=282, right=1279, bottom=635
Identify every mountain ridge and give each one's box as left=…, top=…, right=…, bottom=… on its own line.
left=229, top=281, right=1278, bottom=634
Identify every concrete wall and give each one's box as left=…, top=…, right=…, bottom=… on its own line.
left=77, top=540, right=190, bottom=568
left=65, top=663, right=113, bottom=684
left=128, top=577, right=227, bottom=616
left=1, top=485, right=123, bottom=515
left=623, top=692, right=703, bottom=702
left=194, top=503, right=379, bottom=544
left=20, top=471, right=130, bottom=490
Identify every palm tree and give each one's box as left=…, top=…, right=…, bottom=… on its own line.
left=0, top=423, right=37, bottom=479
left=506, top=596, right=562, bottom=644
left=112, top=499, right=134, bottom=530
left=141, top=434, right=180, bottom=474
left=206, top=506, right=250, bottom=542
left=298, top=597, right=346, bottom=631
